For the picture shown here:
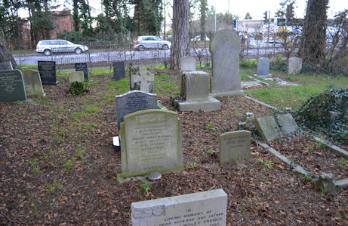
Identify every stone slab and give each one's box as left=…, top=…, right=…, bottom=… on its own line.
left=180, top=56, right=196, bottom=72
left=22, top=69, right=45, bottom=97
left=276, top=113, right=299, bottom=135
left=116, top=90, right=159, bottom=128
left=0, top=70, right=27, bottom=102
left=68, top=71, right=85, bottom=83
left=288, top=57, right=302, bottom=74
left=0, top=61, right=13, bottom=71
left=113, top=61, right=126, bottom=80
left=219, top=130, right=251, bottom=164
left=255, top=116, right=282, bottom=142
left=75, top=63, right=89, bottom=81
left=130, top=67, right=155, bottom=93
left=257, top=57, right=270, bottom=76
left=182, top=71, right=210, bottom=101
left=38, top=61, right=57, bottom=85
left=119, top=109, right=183, bottom=178
left=178, top=96, right=221, bottom=112
left=131, top=189, right=227, bottom=226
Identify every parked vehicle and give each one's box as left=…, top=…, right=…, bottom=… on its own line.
left=36, top=39, right=89, bottom=56
left=133, top=36, right=171, bottom=51
left=191, top=35, right=210, bottom=42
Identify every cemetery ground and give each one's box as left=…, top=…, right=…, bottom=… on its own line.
left=1, top=64, right=348, bottom=225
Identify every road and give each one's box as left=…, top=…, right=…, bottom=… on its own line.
left=14, top=47, right=284, bottom=65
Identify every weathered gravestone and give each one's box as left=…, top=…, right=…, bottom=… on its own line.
left=116, top=90, right=159, bottom=128
left=113, top=61, right=126, bottom=80
left=257, top=57, right=271, bottom=76
left=22, top=70, right=45, bottom=97
left=0, top=70, right=27, bottom=102
left=219, top=130, right=251, bottom=164
left=68, top=71, right=85, bottom=83
left=0, top=61, right=13, bottom=71
left=288, top=57, right=303, bottom=75
left=131, top=189, right=227, bottom=226
left=276, top=113, right=299, bottom=135
left=74, top=63, right=89, bottom=81
left=255, top=116, right=282, bottom=142
left=119, top=109, right=183, bottom=179
left=176, top=71, right=221, bottom=112
left=130, top=67, right=155, bottom=93
left=38, top=61, right=57, bottom=85
left=180, top=56, right=196, bottom=72
left=210, top=29, right=242, bottom=96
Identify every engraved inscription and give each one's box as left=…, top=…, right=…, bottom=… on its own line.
left=0, top=72, right=21, bottom=94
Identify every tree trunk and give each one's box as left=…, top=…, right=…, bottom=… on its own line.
left=0, top=30, right=17, bottom=68
left=170, top=0, right=189, bottom=70
left=300, top=0, right=329, bottom=70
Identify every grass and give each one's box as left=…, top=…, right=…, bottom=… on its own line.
left=155, top=73, right=180, bottom=96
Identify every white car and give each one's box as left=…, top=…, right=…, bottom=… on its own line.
left=191, top=35, right=210, bottom=41
left=133, top=36, right=171, bottom=51
left=36, top=39, right=89, bottom=56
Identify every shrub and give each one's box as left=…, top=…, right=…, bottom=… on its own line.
left=68, top=82, right=89, bottom=96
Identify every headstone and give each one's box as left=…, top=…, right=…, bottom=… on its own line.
left=219, top=130, right=251, bottom=164
left=22, top=70, right=45, bottom=97
left=74, top=63, right=89, bottom=81
left=116, top=90, right=159, bottom=128
left=131, top=189, right=227, bottom=226
left=257, top=57, right=270, bottom=76
left=68, top=71, right=85, bottom=83
left=113, top=61, right=126, bottom=80
left=0, top=70, right=27, bottom=102
left=180, top=56, right=196, bottom=72
left=176, top=71, right=221, bottom=112
left=255, top=116, right=282, bottom=142
left=288, top=57, right=302, bottom=74
left=119, top=109, right=183, bottom=178
left=38, top=61, right=57, bottom=85
left=210, top=29, right=242, bottom=96
left=0, top=61, right=13, bottom=71
left=130, top=67, right=155, bottom=93
left=276, top=113, right=299, bottom=135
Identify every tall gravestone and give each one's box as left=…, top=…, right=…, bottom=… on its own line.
left=0, top=61, right=13, bottom=71
left=180, top=56, right=196, bottom=72
left=288, top=57, right=302, bottom=74
left=131, top=189, right=228, bottom=226
left=219, top=130, right=251, bottom=164
left=210, top=29, right=242, bottom=96
left=74, top=63, right=89, bottom=81
left=113, top=61, right=126, bottom=80
left=116, top=90, right=159, bottom=128
left=130, top=67, right=155, bottom=93
left=176, top=71, right=221, bottom=112
left=22, top=69, right=45, bottom=97
left=38, top=61, right=57, bottom=85
left=0, top=70, right=27, bottom=102
left=256, top=57, right=271, bottom=76
left=119, top=109, right=183, bottom=179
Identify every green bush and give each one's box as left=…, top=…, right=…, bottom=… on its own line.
left=240, top=59, right=257, bottom=68
left=68, top=82, right=89, bottom=96
left=271, top=55, right=287, bottom=72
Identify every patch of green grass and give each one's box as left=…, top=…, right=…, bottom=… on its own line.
left=84, top=104, right=101, bottom=114
left=336, top=158, right=348, bottom=169
left=185, top=162, right=199, bottom=170
left=205, top=122, right=217, bottom=132
left=64, top=158, right=75, bottom=171
left=18, top=64, right=37, bottom=70
left=207, top=148, right=217, bottom=157
left=45, top=180, right=64, bottom=193
left=27, top=158, right=42, bottom=174
left=258, top=158, right=273, bottom=170
left=90, top=67, right=113, bottom=76
left=155, top=73, right=180, bottom=96
left=240, top=59, right=257, bottom=68
left=81, top=122, right=98, bottom=131
left=140, top=181, right=152, bottom=195
left=64, top=146, right=87, bottom=171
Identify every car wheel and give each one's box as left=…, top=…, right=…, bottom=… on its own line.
left=138, top=45, right=145, bottom=51
left=75, top=48, right=82, bottom=54
left=162, top=44, right=169, bottom=50
left=43, top=49, right=51, bottom=56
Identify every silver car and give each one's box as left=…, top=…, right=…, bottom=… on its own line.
left=133, top=36, right=171, bottom=51
left=36, top=39, right=89, bottom=56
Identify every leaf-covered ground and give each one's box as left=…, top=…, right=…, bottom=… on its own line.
left=0, top=73, right=347, bottom=225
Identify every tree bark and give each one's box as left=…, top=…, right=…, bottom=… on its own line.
left=0, top=30, right=17, bottom=68
left=170, top=0, right=189, bottom=70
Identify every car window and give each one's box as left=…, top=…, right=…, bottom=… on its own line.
left=145, top=37, right=155, bottom=41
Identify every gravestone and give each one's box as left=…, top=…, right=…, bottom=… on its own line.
left=113, top=61, right=126, bottom=80
left=210, top=29, right=242, bottom=96
left=219, top=130, right=251, bottom=164
left=74, top=63, right=89, bottom=81
left=257, top=57, right=270, bottom=76
left=131, top=189, right=227, bottom=226
left=22, top=69, right=45, bottom=97
left=176, top=71, right=221, bottom=112
left=276, top=113, right=299, bottom=135
left=288, top=57, right=302, bottom=74
left=130, top=67, right=155, bottom=93
left=38, top=61, right=57, bottom=85
left=119, top=109, right=183, bottom=179
left=180, top=56, right=196, bottom=72
left=116, top=90, right=159, bottom=128
left=68, top=71, right=85, bottom=83
left=0, top=70, right=27, bottom=102
left=255, top=116, right=282, bottom=142
left=0, top=61, right=13, bottom=71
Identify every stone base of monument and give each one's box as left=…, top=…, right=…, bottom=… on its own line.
left=211, top=90, right=243, bottom=97
left=176, top=96, right=221, bottom=112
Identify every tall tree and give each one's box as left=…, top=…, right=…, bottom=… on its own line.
left=199, top=0, right=208, bottom=40
left=170, top=0, right=189, bottom=70
left=0, top=0, right=21, bottom=48
left=244, top=12, right=252, bottom=20
left=72, top=0, right=93, bottom=34
left=300, top=0, right=329, bottom=69
left=0, top=29, right=17, bottom=68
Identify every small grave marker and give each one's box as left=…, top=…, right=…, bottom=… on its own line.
left=68, top=71, right=85, bottom=83
left=38, top=61, right=57, bottom=85
left=113, top=61, right=126, bottom=80
left=74, top=63, right=89, bottom=81
left=219, top=130, right=251, bottom=164
left=257, top=57, right=270, bottom=76
left=130, top=67, right=155, bottom=93
left=0, top=70, right=27, bottom=102
left=288, top=57, right=303, bottom=75
left=276, top=113, right=299, bottom=135
left=22, top=69, right=45, bottom=97
left=255, top=116, right=282, bottom=142
left=180, top=56, right=196, bottom=72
